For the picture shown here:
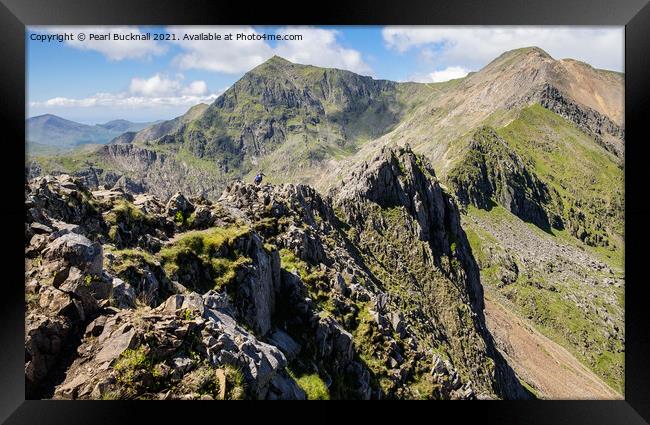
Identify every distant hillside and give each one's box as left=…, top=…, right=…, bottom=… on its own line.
left=99, top=118, right=163, bottom=133
left=26, top=114, right=155, bottom=152
left=109, top=103, right=209, bottom=145
left=119, top=56, right=433, bottom=183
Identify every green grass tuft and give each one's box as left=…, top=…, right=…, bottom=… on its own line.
left=288, top=369, right=330, bottom=400
left=158, top=225, right=252, bottom=291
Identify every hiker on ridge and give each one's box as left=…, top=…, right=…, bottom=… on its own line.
left=254, top=172, right=266, bottom=186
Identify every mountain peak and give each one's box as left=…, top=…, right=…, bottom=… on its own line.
left=27, top=114, right=82, bottom=129
left=523, top=46, right=551, bottom=57
left=29, top=113, right=65, bottom=122
left=267, top=55, right=291, bottom=64
left=486, top=46, right=554, bottom=69
left=247, top=55, right=297, bottom=77
left=256, top=55, right=293, bottom=69
left=508, top=46, right=553, bottom=59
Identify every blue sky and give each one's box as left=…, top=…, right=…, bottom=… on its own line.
left=27, top=26, right=624, bottom=124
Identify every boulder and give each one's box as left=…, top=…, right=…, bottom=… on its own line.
left=94, top=323, right=138, bottom=368
left=111, top=278, right=136, bottom=309
left=188, top=205, right=214, bottom=229
left=38, top=285, right=79, bottom=320
left=202, top=307, right=288, bottom=399
left=92, top=273, right=114, bottom=301
left=170, top=356, right=194, bottom=380
left=314, top=316, right=354, bottom=366
left=166, top=192, right=195, bottom=218
left=266, top=373, right=306, bottom=400
left=202, top=290, right=235, bottom=315
left=228, top=234, right=280, bottom=336
left=344, top=361, right=372, bottom=400
left=138, top=234, right=163, bottom=253
left=58, top=267, right=99, bottom=318
left=133, top=194, right=166, bottom=215
left=267, top=329, right=301, bottom=361
left=26, top=234, right=49, bottom=258
left=160, top=293, right=204, bottom=318
left=30, top=222, right=53, bottom=235
left=43, top=233, right=103, bottom=277
left=25, top=312, right=74, bottom=398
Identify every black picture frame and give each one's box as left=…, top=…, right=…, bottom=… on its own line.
left=2, top=0, right=649, bottom=423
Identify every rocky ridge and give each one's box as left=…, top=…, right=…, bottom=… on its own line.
left=528, top=84, right=624, bottom=157
left=447, top=119, right=622, bottom=250
left=25, top=146, right=528, bottom=400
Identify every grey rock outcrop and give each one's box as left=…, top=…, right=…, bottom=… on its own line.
left=111, top=278, right=135, bottom=309
left=165, top=192, right=195, bottom=219
left=535, top=84, right=624, bottom=157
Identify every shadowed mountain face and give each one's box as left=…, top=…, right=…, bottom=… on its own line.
left=26, top=47, right=625, bottom=398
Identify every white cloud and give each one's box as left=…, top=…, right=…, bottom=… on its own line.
left=167, top=26, right=372, bottom=75
left=182, top=80, right=208, bottom=96
left=168, top=26, right=274, bottom=74
left=30, top=74, right=220, bottom=110
left=30, top=92, right=220, bottom=109
left=274, top=27, right=373, bottom=75
left=410, top=66, right=470, bottom=83
left=129, top=74, right=184, bottom=97
left=382, top=26, right=624, bottom=72
left=31, top=26, right=167, bottom=61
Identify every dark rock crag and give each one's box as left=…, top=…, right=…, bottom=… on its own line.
left=535, top=84, right=624, bottom=157
left=448, top=127, right=562, bottom=231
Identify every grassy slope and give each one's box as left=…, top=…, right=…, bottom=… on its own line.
left=499, top=104, right=624, bottom=248
left=459, top=106, right=624, bottom=393
left=466, top=205, right=624, bottom=394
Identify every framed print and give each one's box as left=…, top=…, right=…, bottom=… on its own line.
left=1, top=0, right=649, bottom=423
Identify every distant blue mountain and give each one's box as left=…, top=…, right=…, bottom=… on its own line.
left=26, top=114, right=156, bottom=151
